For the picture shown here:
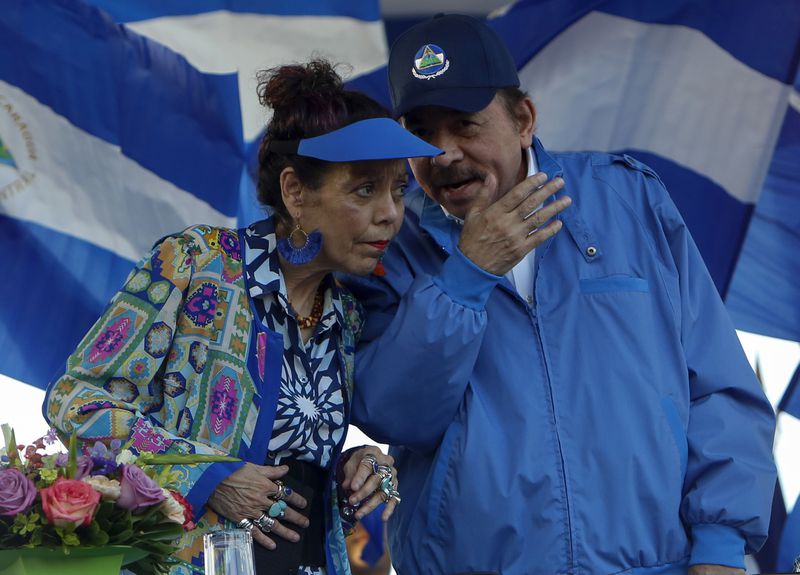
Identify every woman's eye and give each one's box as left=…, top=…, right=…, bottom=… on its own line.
left=354, top=185, right=374, bottom=197
left=393, top=184, right=408, bottom=198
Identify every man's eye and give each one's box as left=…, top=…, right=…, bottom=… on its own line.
left=355, top=185, right=374, bottom=197
left=409, top=128, right=429, bottom=139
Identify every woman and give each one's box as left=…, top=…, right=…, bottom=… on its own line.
left=43, top=59, right=440, bottom=575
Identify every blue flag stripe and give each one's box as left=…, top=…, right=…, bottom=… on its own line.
left=83, top=0, right=382, bottom=23
left=0, top=215, right=136, bottom=389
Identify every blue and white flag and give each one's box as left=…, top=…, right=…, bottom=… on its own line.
left=484, top=1, right=800, bottom=337
left=0, top=0, right=386, bottom=390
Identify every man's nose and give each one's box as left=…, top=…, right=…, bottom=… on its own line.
left=429, top=133, right=463, bottom=168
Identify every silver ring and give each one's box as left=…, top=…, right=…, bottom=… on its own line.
left=272, top=480, right=292, bottom=501
left=375, top=464, right=393, bottom=479
left=380, top=480, right=401, bottom=504
left=255, top=513, right=275, bottom=533
left=237, top=518, right=254, bottom=531
left=375, top=467, right=401, bottom=504
left=360, top=454, right=378, bottom=472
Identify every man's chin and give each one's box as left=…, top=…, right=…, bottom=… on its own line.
left=420, top=185, right=477, bottom=219
left=440, top=194, right=478, bottom=219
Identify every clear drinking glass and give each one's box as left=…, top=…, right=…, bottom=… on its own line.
left=203, top=529, right=256, bottom=575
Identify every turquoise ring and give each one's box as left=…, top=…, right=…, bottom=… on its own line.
left=268, top=500, right=288, bottom=518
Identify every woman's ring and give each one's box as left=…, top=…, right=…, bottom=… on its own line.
left=237, top=518, right=254, bottom=531
left=375, top=464, right=393, bottom=479
left=272, top=480, right=293, bottom=501
left=268, top=500, right=288, bottom=518
left=378, top=471, right=401, bottom=504
left=255, top=513, right=275, bottom=533
left=360, top=454, right=378, bottom=473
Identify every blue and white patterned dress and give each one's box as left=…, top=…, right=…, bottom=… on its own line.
left=243, top=220, right=349, bottom=575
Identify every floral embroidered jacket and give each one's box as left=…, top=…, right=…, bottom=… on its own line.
left=44, top=221, right=362, bottom=575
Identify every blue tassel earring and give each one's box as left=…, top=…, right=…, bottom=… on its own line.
left=277, top=220, right=322, bottom=265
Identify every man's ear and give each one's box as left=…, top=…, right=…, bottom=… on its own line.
left=516, top=97, right=536, bottom=149
left=279, top=167, right=304, bottom=213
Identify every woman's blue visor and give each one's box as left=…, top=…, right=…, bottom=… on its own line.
left=268, top=117, right=442, bottom=162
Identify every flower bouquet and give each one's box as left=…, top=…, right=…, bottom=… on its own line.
left=0, top=426, right=236, bottom=575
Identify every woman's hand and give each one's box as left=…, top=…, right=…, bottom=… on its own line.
left=207, top=463, right=308, bottom=550
left=340, top=446, right=399, bottom=521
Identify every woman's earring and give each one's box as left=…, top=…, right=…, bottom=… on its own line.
left=277, top=218, right=322, bottom=264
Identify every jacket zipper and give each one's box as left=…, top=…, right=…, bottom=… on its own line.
left=530, top=242, right=576, bottom=574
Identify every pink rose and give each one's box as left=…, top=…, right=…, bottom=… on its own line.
left=0, top=468, right=37, bottom=516
left=40, top=478, right=101, bottom=528
left=117, top=464, right=165, bottom=511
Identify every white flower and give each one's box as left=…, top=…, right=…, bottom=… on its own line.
left=82, top=475, right=121, bottom=501
left=159, top=489, right=185, bottom=525
left=115, top=449, right=137, bottom=466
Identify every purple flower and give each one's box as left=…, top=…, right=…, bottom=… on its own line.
left=55, top=453, right=69, bottom=467
left=109, top=439, right=122, bottom=453
left=0, top=469, right=37, bottom=516
left=116, top=464, right=165, bottom=511
left=44, top=429, right=59, bottom=445
left=89, top=442, right=110, bottom=459
left=75, top=455, right=94, bottom=480
left=90, top=457, right=118, bottom=477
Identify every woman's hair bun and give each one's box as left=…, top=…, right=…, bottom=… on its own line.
left=257, top=59, right=344, bottom=112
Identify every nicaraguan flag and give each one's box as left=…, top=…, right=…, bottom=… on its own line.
left=482, top=0, right=800, bottom=341
left=0, top=0, right=386, bottom=390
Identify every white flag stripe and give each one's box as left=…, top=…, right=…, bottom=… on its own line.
left=127, top=13, right=389, bottom=141
left=0, top=81, right=235, bottom=262
left=790, top=88, right=800, bottom=114
left=522, top=11, right=787, bottom=204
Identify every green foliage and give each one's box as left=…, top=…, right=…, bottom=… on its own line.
left=0, top=500, right=185, bottom=575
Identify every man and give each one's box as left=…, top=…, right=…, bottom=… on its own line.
left=345, top=14, right=776, bottom=575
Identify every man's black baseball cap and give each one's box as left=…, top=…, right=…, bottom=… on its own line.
left=388, top=13, right=520, bottom=118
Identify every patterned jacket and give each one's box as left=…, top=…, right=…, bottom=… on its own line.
left=44, top=221, right=362, bottom=574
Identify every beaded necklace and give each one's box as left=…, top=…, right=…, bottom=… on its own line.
left=290, top=285, right=324, bottom=329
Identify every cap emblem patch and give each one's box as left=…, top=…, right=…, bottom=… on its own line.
left=412, top=44, right=449, bottom=80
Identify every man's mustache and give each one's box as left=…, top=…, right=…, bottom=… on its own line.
left=428, top=167, right=486, bottom=188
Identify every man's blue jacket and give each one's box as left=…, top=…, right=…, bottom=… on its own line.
left=346, top=138, right=776, bottom=575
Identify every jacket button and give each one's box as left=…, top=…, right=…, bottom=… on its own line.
left=268, top=451, right=276, bottom=459
left=586, top=245, right=597, bottom=257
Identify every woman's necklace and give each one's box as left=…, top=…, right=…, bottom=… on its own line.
left=289, top=285, right=324, bottom=329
